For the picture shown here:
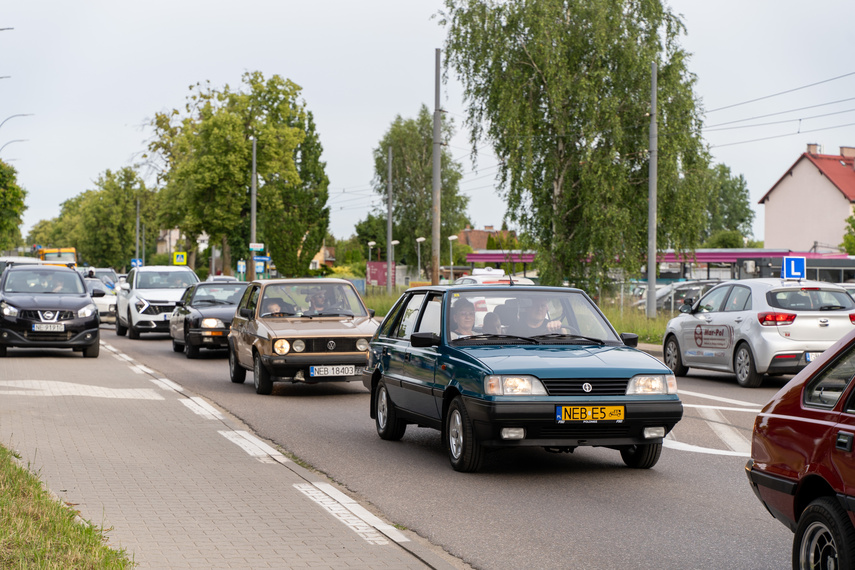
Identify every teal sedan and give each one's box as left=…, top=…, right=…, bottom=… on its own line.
left=362, top=285, right=683, bottom=472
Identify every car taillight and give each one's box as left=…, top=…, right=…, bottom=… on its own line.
left=849, top=313, right=855, bottom=324
left=758, top=312, right=796, bottom=326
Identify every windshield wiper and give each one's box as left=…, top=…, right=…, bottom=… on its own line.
left=819, top=305, right=848, bottom=311
left=195, top=299, right=231, bottom=305
left=454, top=333, right=539, bottom=344
left=314, top=311, right=354, bottom=317
left=261, top=311, right=298, bottom=318
left=530, top=333, right=606, bottom=345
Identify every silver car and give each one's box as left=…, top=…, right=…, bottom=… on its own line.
left=663, top=278, right=855, bottom=387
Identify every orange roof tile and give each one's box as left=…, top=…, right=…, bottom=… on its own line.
left=759, top=152, right=855, bottom=203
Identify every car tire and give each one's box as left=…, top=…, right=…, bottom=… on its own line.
left=620, top=443, right=662, bottom=469
left=172, top=337, right=183, bottom=353
left=734, top=343, right=762, bottom=388
left=375, top=381, right=406, bottom=441
left=127, top=312, right=140, bottom=340
left=115, top=314, right=127, bottom=336
left=793, top=496, right=855, bottom=570
left=184, top=328, right=199, bottom=359
left=83, top=342, right=100, bottom=358
left=663, top=335, right=688, bottom=376
left=446, top=396, right=483, bottom=473
left=253, top=351, right=273, bottom=395
left=229, top=342, right=246, bottom=384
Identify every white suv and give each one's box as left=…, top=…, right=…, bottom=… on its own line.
left=116, top=266, right=199, bottom=339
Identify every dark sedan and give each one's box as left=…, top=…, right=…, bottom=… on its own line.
left=747, top=327, right=855, bottom=568
left=169, top=281, right=248, bottom=358
left=0, top=264, right=101, bottom=357
left=362, top=285, right=683, bottom=472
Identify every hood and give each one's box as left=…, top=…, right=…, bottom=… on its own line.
left=134, top=288, right=186, bottom=303
left=263, top=315, right=378, bottom=337
left=193, top=305, right=239, bottom=321
left=451, top=344, right=671, bottom=379
left=4, top=292, right=93, bottom=311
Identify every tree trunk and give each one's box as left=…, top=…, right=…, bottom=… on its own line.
left=222, top=237, right=232, bottom=276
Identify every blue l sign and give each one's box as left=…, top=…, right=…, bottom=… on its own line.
left=781, top=256, right=806, bottom=279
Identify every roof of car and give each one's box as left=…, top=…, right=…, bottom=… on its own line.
left=6, top=263, right=76, bottom=272
left=134, top=265, right=196, bottom=272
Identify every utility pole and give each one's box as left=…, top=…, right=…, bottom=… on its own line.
left=386, top=146, right=393, bottom=294
left=431, top=48, right=442, bottom=285
left=248, top=138, right=257, bottom=282
left=646, top=61, right=658, bottom=319
left=135, top=199, right=140, bottom=260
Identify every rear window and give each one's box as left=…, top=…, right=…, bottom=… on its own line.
left=766, top=288, right=855, bottom=311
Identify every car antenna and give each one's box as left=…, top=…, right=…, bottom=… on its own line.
left=496, top=230, right=514, bottom=286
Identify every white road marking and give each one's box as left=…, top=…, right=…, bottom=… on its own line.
left=218, top=430, right=289, bottom=464
left=181, top=397, right=223, bottom=420
left=149, top=377, right=183, bottom=392
left=696, top=406, right=751, bottom=454
left=294, top=483, right=394, bottom=545
left=663, top=435, right=750, bottom=457
left=679, top=389, right=761, bottom=407
left=683, top=403, right=762, bottom=413
left=313, top=482, right=410, bottom=543
left=0, top=380, right=164, bottom=400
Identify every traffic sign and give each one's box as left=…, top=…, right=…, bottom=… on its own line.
left=249, top=242, right=265, bottom=252
left=237, top=259, right=246, bottom=274
left=252, top=255, right=271, bottom=262
left=131, top=258, right=143, bottom=268
left=173, top=251, right=187, bottom=265
left=781, top=256, right=806, bottom=279
left=255, top=260, right=265, bottom=274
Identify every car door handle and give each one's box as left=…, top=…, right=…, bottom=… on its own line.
left=734, top=317, right=743, bottom=323
left=836, top=431, right=853, bottom=452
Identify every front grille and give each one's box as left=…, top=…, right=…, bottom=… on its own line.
left=536, top=423, right=631, bottom=439
left=20, top=310, right=75, bottom=321
left=23, top=331, right=74, bottom=341
left=302, top=338, right=360, bottom=353
left=541, top=378, right=629, bottom=397
left=141, top=303, right=175, bottom=315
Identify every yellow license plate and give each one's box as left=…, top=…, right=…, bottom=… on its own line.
left=556, top=405, right=624, bottom=422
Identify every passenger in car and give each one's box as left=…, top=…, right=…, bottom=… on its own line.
left=513, top=298, right=563, bottom=335
left=450, top=299, right=476, bottom=339
left=482, top=312, right=502, bottom=334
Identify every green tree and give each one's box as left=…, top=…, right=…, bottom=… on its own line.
left=148, top=72, right=327, bottom=277
left=842, top=216, right=855, bottom=254
left=442, top=0, right=710, bottom=288
left=703, top=163, right=755, bottom=240
left=702, top=229, right=745, bottom=249
left=0, top=161, right=27, bottom=252
left=372, top=105, right=469, bottom=277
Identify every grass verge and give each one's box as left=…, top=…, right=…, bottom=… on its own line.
left=0, top=444, right=134, bottom=569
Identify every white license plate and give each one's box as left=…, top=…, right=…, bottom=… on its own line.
left=309, top=365, right=356, bottom=377
left=806, top=352, right=822, bottom=362
left=162, top=313, right=170, bottom=321
left=33, top=323, right=64, bottom=332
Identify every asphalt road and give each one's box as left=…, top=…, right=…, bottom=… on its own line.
left=105, top=329, right=792, bottom=570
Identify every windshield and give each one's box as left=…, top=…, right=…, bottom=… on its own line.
left=260, top=282, right=368, bottom=317
left=42, top=251, right=76, bottom=262
left=190, top=283, right=248, bottom=305
left=4, top=269, right=85, bottom=294
left=137, top=271, right=197, bottom=289
left=767, top=288, right=855, bottom=311
left=446, top=289, right=620, bottom=343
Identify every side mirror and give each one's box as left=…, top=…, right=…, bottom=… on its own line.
left=239, top=307, right=252, bottom=318
left=91, top=289, right=105, bottom=298
left=119, top=282, right=130, bottom=291
left=679, top=303, right=693, bottom=314
left=620, top=332, right=639, bottom=348
left=368, top=308, right=376, bottom=318
left=410, top=332, right=440, bottom=347
left=175, top=300, right=184, bottom=307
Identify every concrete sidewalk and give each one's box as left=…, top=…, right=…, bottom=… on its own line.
left=0, top=342, right=464, bottom=569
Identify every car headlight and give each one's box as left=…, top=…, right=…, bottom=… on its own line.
left=134, top=299, right=149, bottom=313
left=78, top=303, right=97, bottom=318
left=273, top=339, right=290, bottom=355
left=356, top=338, right=370, bottom=351
left=201, top=318, right=224, bottom=328
left=2, top=303, right=18, bottom=317
left=292, top=339, right=305, bottom=352
left=626, top=374, right=678, bottom=395
left=485, top=375, right=547, bottom=396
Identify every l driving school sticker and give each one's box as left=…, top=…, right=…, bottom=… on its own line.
left=694, top=324, right=732, bottom=349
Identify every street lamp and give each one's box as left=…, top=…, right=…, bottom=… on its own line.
left=448, top=235, right=458, bottom=282
left=415, top=237, right=426, bottom=280
left=0, top=139, right=27, bottom=155
left=0, top=113, right=33, bottom=131
left=367, top=241, right=376, bottom=262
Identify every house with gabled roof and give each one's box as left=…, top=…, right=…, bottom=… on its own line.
left=759, top=144, right=855, bottom=253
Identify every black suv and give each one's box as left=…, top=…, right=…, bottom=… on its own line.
left=0, top=264, right=101, bottom=357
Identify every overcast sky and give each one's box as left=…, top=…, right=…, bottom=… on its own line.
left=3, top=1, right=854, bottom=248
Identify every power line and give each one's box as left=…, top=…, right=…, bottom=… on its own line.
left=710, top=121, right=855, bottom=149
left=705, top=96, right=855, bottom=128
left=706, top=70, right=855, bottom=113
left=705, top=107, right=855, bottom=133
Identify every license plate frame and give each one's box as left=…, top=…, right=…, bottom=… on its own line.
left=556, top=405, right=625, bottom=422
left=33, top=323, right=64, bottom=332
left=310, top=365, right=356, bottom=377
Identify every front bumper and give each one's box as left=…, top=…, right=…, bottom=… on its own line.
left=260, top=352, right=369, bottom=380
left=0, top=323, right=100, bottom=349
left=187, top=328, right=230, bottom=348
left=463, top=397, right=684, bottom=448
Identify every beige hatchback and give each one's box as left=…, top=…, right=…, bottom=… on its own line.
left=228, top=278, right=378, bottom=395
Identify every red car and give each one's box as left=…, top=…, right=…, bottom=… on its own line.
left=746, top=327, right=855, bottom=569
